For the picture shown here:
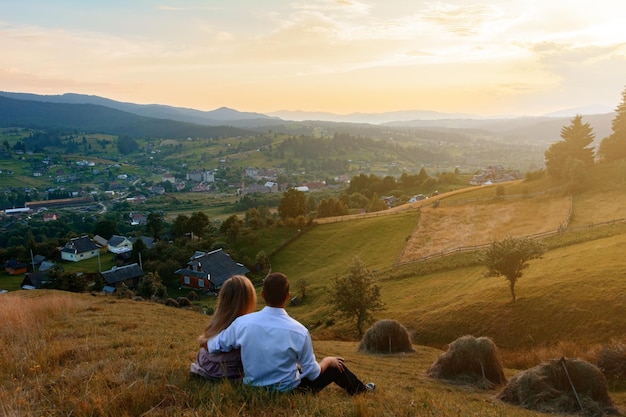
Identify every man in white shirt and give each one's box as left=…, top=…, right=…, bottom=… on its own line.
left=208, top=272, right=375, bottom=394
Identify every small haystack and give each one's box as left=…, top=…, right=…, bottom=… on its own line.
left=497, top=358, right=616, bottom=416
left=426, top=335, right=506, bottom=389
left=177, top=297, right=193, bottom=307
left=164, top=298, right=180, bottom=308
left=358, top=319, right=415, bottom=354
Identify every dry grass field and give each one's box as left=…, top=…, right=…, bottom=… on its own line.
left=398, top=196, right=572, bottom=263
left=571, top=190, right=626, bottom=226
left=3, top=290, right=623, bottom=417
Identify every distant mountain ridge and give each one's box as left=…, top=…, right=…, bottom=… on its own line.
left=0, top=91, right=616, bottom=145
left=267, top=105, right=614, bottom=124
left=383, top=113, right=615, bottom=145
left=0, top=91, right=282, bottom=128
left=266, top=109, right=479, bottom=124
left=0, top=95, right=254, bottom=139
left=2, top=91, right=614, bottom=126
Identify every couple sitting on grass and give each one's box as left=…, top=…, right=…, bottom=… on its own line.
left=191, top=272, right=375, bottom=395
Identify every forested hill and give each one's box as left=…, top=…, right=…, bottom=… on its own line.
left=0, top=95, right=254, bottom=139
left=0, top=91, right=282, bottom=128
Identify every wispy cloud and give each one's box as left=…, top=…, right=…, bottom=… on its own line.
left=421, top=4, right=495, bottom=36
left=157, top=5, right=185, bottom=11
left=292, top=0, right=371, bottom=16
left=2, top=0, right=626, bottom=114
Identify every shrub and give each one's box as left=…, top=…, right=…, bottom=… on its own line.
left=525, top=169, right=546, bottom=181
left=115, top=283, right=134, bottom=299
left=358, top=319, right=414, bottom=354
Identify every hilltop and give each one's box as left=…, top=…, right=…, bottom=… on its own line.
left=2, top=290, right=624, bottom=416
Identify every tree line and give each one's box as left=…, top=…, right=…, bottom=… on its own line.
left=483, top=84, right=626, bottom=305
left=544, top=85, right=626, bottom=191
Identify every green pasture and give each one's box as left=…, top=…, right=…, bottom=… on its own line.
left=58, top=250, right=116, bottom=274
left=268, top=163, right=626, bottom=355
left=271, top=210, right=419, bottom=307
left=0, top=271, right=24, bottom=291
left=155, top=192, right=240, bottom=221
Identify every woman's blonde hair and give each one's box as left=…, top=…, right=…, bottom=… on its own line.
left=198, top=275, right=257, bottom=346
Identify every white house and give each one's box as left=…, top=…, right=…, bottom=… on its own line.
left=60, top=236, right=100, bottom=262
left=107, top=235, right=134, bottom=254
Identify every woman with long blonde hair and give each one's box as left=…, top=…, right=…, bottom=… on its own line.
left=191, top=275, right=257, bottom=380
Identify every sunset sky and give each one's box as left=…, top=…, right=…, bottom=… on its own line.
left=1, top=0, right=625, bottom=116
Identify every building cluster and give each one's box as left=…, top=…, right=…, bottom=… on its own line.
left=469, top=165, right=523, bottom=185
left=4, top=233, right=249, bottom=296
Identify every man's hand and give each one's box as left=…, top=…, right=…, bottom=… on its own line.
left=319, top=356, right=346, bottom=373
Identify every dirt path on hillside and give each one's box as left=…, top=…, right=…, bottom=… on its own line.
left=398, top=196, right=571, bottom=263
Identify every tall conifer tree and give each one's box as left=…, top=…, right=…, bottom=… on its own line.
left=599, top=86, right=626, bottom=162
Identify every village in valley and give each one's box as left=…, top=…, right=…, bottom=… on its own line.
left=1, top=125, right=525, bottom=297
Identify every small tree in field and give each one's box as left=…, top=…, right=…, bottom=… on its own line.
left=331, top=257, right=386, bottom=335
left=482, top=236, right=544, bottom=303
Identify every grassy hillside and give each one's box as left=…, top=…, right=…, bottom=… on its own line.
left=269, top=163, right=626, bottom=357
left=2, top=291, right=623, bottom=416
left=4, top=164, right=626, bottom=415
left=274, top=213, right=626, bottom=352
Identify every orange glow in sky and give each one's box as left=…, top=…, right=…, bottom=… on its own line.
left=1, top=1, right=625, bottom=116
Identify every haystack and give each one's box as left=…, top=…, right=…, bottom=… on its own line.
left=177, top=296, right=193, bottom=307
left=358, top=319, right=414, bottom=354
left=426, top=335, right=506, bottom=389
left=164, top=298, right=180, bottom=308
left=497, top=358, right=616, bottom=416
left=596, top=341, right=626, bottom=388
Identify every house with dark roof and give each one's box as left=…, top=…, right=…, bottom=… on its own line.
left=21, top=271, right=49, bottom=289
left=61, top=235, right=100, bottom=262
left=175, top=248, right=249, bottom=292
left=39, top=260, right=55, bottom=271
left=4, top=259, right=28, bottom=275
left=107, top=235, right=133, bottom=254
left=130, top=235, right=155, bottom=249
left=101, top=263, right=144, bottom=289
left=32, top=254, right=46, bottom=269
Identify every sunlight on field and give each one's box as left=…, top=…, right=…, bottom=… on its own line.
left=2, top=291, right=592, bottom=417
left=399, top=196, right=571, bottom=263
left=571, top=190, right=626, bottom=226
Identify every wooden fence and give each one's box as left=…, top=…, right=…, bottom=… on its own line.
left=393, top=200, right=626, bottom=268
